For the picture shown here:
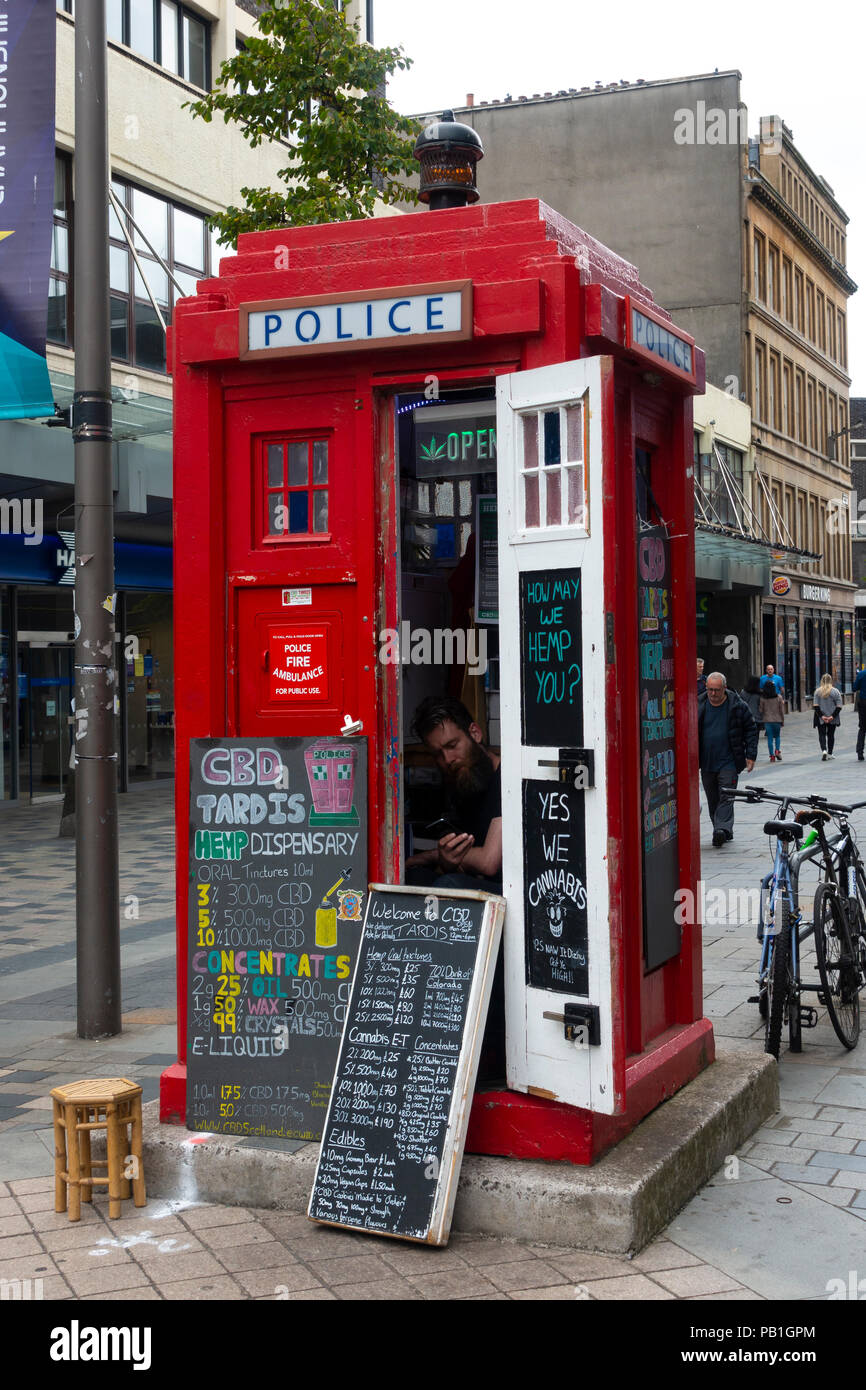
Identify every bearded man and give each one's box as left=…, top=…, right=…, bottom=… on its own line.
left=406, top=696, right=502, bottom=891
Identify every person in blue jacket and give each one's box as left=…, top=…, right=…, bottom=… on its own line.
left=854, top=665, right=866, bottom=761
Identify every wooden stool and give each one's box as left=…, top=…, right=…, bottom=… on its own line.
left=51, top=1078, right=146, bottom=1221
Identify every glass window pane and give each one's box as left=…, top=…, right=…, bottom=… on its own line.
left=545, top=470, right=561, bottom=526
left=129, top=0, right=156, bottom=60
left=53, top=158, right=69, bottom=217
left=209, top=223, right=224, bottom=272
left=566, top=467, right=585, bottom=526
left=459, top=522, right=471, bottom=556
left=109, top=245, right=129, bottom=292
left=51, top=225, right=69, bottom=274
left=47, top=280, right=68, bottom=344
left=134, top=257, right=169, bottom=307
left=173, top=205, right=204, bottom=271
left=416, top=482, right=430, bottom=513
left=106, top=0, right=124, bottom=42
left=288, top=442, right=307, bottom=486
left=183, top=12, right=207, bottom=87
left=267, top=445, right=284, bottom=487
left=543, top=410, right=561, bottom=467
left=459, top=480, right=472, bottom=516
left=523, top=414, right=538, bottom=470
left=267, top=494, right=286, bottom=535
left=289, top=493, right=308, bottom=534
left=565, top=404, right=583, bottom=461
left=109, top=183, right=127, bottom=241
left=313, top=491, right=328, bottom=533
left=524, top=473, right=539, bottom=528
left=172, top=268, right=200, bottom=302
left=111, top=295, right=129, bottom=360
left=134, top=300, right=166, bottom=372
left=132, top=187, right=168, bottom=259
left=160, top=1, right=179, bottom=72
left=312, top=441, right=328, bottom=484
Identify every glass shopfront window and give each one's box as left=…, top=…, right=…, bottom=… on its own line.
left=1, top=587, right=12, bottom=801
left=124, top=593, right=174, bottom=780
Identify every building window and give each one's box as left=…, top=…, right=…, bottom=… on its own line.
left=109, top=179, right=215, bottom=373
left=817, top=387, right=826, bottom=457
left=838, top=311, right=847, bottom=369
left=782, top=363, right=792, bottom=438
left=807, top=379, right=816, bottom=450
left=829, top=394, right=837, bottom=461
left=48, top=153, right=73, bottom=346
left=806, top=280, right=815, bottom=341
left=794, top=270, right=804, bottom=333
left=795, top=371, right=805, bottom=444
left=782, top=257, right=792, bottom=323
left=261, top=437, right=330, bottom=541
left=754, top=344, right=766, bottom=421
left=107, top=0, right=210, bottom=87
left=816, top=289, right=826, bottom=352
left=767, top=246, right=779, bottom=312
left=699, top=443, right=744, bottom=529
left=768, top=353, right=779, bottom=429
left=827, top=302, right=836, bottom=360
left=753, top=231, right=765, bottom=302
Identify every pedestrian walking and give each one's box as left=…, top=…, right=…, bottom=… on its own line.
left=813, top=672, right=842, bottom=760
left=740, top=676, right=764, bottom=756
left=759, top=679, right=785, bottom=761
left=854, top=665, right=866, bottom=762
left=697, top=658, right=707, bottom=695
left=698, top=672, right=757, bottom=847
left=764, top=664, right=785, bottom=700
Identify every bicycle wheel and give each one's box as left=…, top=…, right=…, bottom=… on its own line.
left=765, top=906, right=792, bottom=1060
left=813, top=882, right=860, bottom=1050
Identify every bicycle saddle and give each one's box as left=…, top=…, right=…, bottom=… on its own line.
left=763, top=819, right=805, bottom=840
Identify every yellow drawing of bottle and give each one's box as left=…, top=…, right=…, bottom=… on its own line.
left=315, top=877, right=344, bottom=948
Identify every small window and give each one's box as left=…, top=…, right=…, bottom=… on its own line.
left=262, top=438, right=330, bottom=541
left=519, top=400, right=587, bottom=531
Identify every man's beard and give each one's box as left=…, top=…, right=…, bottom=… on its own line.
left=446, top=741, right=495, bottom=799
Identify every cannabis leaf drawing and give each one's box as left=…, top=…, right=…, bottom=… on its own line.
left=420, top=436, right=448, bottom=460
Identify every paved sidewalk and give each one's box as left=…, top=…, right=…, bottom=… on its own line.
left=2, top=710, right=866, bottom=1300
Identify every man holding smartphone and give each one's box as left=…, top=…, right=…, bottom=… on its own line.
left=406, top=696, right=502, bottom=891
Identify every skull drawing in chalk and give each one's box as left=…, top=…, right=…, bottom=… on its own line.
left=546, top=890, right=566, bottom=939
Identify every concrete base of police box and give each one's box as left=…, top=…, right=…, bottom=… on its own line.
left=141, top=1048, right=778, bottom=1255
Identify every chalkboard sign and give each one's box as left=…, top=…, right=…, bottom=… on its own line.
left=475, top=494, right=499, bottom=623
left=308, top=885, right=504, bottom=1245
left=637, top=529, right=681, bottom=970
left=186, top=737, right=367, bottom=1140
left=520, top=569, right=583, bottom=746
left=523, top=780, right=588, bottom=993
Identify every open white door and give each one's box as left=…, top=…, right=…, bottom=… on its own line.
left=497, top=357, right=617, bottom=1114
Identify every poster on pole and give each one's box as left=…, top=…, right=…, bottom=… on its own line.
left=0, top=0, right=56, bottom=419
left=186, top=736, right=367, bottom=1141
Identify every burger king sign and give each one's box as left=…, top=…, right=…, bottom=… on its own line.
left=771, top=576, right=791, bottom=596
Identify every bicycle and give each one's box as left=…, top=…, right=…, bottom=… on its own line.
left=807, top=796, right=866, bottom=1050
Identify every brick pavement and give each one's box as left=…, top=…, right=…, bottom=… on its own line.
left=3, top=711, right=866, bottom=1299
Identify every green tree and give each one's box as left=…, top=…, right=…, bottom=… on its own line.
left=185, top=0, right=418, bottom=245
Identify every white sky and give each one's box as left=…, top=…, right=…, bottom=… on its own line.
left=376, top=0, right=865, bottom=400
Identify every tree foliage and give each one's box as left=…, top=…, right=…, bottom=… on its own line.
left=185, top=0, right=419, bottom=245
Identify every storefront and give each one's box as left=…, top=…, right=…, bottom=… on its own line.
left=0, top=536, right=172, bottom=804
left=764, top=575, right=855, bottom=707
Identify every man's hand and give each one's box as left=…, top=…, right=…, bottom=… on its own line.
left=437, top=832, right=474, bottom=872
left=745, top=759, right=755, bottom=772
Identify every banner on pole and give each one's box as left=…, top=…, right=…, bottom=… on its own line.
left=0, top=0, right=56, bottom=419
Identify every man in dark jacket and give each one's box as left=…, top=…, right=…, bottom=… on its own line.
left=854, top=666, right=866, bottom=761
left=698, top=672, right=758, bottom=847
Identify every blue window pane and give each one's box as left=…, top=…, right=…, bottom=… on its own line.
left=289, top=493, right=309, bottom=534
left=435, top=523, right=456, bottom=559
left=543, top=410, right=561, bottom=466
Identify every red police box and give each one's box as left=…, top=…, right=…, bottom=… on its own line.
left=162, top=199, right=712, bottom=1163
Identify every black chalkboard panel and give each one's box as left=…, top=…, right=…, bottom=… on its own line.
left=520, top=569, right=583, bottom=747
left=637, top=529, right=681, bottom=971
left=186, top=737, right=367, bottom=1140
left=308, top=885, right=504, bottom=1245
left=523, top=779, right=589, bottom=993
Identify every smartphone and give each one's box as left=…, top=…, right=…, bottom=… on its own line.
left=423, top=817, right=462, bottom=839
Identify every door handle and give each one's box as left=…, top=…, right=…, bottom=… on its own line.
left=537, top=747, right=595, bottom=787
left=263, top=648, right=269, bottom=671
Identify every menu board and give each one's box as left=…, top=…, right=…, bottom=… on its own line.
left=308, top=885, right=505, bottom=1245
left=520, top=569, right=583, bottom=747
left=186, top=737, right=367, bottom=1140
left=523, top=780, right=588, bottom=993
left=637, top=530, right=680, bottom=970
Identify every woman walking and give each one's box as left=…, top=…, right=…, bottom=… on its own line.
left=740, top=676, right=764, bottom=757
left=759, top=680, right=785, bottom=761
left=813, top=672, right=842, bottom=760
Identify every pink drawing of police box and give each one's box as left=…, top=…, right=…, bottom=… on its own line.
left=304, top=742, right=359, bottom=826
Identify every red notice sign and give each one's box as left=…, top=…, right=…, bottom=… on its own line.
left=269, top=629, right=329, bottom=700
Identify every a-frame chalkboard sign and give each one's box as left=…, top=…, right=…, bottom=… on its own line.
left=308, top=885, right=505, bottom=1245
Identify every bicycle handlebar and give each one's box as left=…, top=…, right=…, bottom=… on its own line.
left=723, top=785, right=866, bottom=816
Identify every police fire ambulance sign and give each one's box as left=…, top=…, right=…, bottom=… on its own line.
left=269, top=629, right=328, bottom=701
left=241, top=282, right=473, bottom=360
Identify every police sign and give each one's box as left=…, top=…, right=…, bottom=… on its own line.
left=624, top=296, right=696, bottom=384
left=241, top=281, right=473, bottom=360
